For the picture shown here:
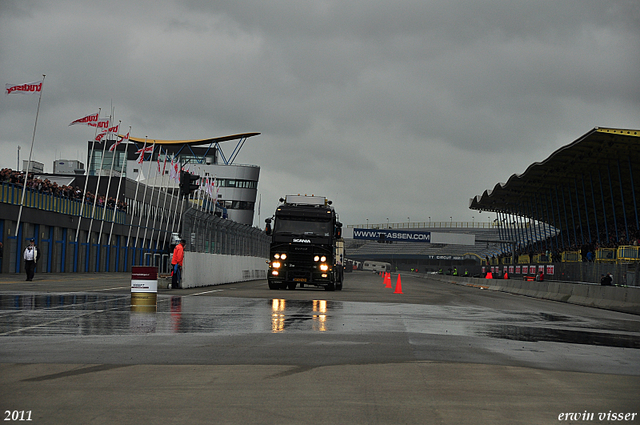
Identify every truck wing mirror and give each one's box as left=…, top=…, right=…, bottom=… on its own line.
left=265, top=218, right=272, bottom=235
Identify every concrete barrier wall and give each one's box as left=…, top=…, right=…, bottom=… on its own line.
left=429, top=275, right=640, bottom=315
left=181, top=253, right=268, bottom=289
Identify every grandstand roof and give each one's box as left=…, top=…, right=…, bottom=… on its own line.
left=127, top=132, right=260, bottom=146
left=469, top=127, right=640, bottom=239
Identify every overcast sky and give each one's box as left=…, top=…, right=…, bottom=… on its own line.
left=1, top=0, right=639, bottom=228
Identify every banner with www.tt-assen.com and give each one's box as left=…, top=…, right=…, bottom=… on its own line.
left=352, top=228, right=431, bottom=242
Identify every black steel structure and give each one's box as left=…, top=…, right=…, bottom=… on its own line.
left=469, top=127, right=640, bottom=251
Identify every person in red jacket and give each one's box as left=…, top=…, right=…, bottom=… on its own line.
left=171, top=239, right=185, bottom=289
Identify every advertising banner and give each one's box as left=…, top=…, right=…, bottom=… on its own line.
left=353, top=228, right=431, bottom=243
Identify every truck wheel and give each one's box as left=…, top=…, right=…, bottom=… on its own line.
left=268, top=282, right=279, bottom=290
left=287, top=282, right=297, bottom=290
left=336, top=282, right=343, bottom=291
left=325, top=282, right=335, bottom=291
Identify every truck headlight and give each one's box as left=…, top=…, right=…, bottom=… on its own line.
left=272, top=261, right=281, bottom=268
left=280, top=253, right=287, bottom=260
left=320, top=256, right=326, bottom=262
left=314, top=255, right=320, bottom=262
left=320, top=263, right=329, bottom=271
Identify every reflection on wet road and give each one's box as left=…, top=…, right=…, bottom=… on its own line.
left=2, top=292, right=639, bottom=350
left=271, top=299, right=329, bottom=332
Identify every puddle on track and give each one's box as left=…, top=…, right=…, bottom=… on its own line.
left=1, top=293, right=638, bottom=350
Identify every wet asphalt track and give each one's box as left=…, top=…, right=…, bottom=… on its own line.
left=1, top=271, right=639, bottom=424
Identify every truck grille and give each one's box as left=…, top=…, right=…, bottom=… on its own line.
left=289, top=250, right=313, bottom=267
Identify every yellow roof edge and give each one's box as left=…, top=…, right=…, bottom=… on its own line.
left=122, top=132, right=260, bottom=145
left=594, top=127, right=640, bottom=137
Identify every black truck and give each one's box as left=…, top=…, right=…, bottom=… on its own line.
left=265, top=195, right=344, bottom=291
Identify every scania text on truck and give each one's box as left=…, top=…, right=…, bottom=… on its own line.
left=265, top=195, right=344, bottom=291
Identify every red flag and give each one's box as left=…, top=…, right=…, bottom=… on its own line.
left=69, top=112, right=99, bottom=126
left=5, top=80, right=43, bottom=95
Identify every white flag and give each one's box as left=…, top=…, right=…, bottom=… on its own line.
left=109, top=131, right=129, bottom=152
left=5, top=80, right=43, bottom=95
left=69, top=112, right=99, bottom=126
left=95, top=124, right=119, bottom=141
left=88, top=118, right=110, bottom=129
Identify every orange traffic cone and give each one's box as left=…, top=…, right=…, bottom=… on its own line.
left=385, top=273, right=392, bottom=288
left=394, top=274, right=403, bottom=294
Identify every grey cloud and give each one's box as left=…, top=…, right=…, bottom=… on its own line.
left=1, top=0, right=638, bottom=226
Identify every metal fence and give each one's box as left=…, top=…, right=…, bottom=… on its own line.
left=181, top=208, right=269, bottom=258
left=1, top=182, right=126, bottom=224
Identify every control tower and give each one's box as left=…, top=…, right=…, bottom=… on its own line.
left=88, top=132, right=260, bottom=225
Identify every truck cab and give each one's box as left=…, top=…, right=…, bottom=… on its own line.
left=266, top=195, right=343, bottom=291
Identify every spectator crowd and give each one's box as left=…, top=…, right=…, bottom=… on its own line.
left=1, top=168, right=127, bottom=212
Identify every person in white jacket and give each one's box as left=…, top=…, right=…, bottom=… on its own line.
left=23, top=239, right=38, bottom=281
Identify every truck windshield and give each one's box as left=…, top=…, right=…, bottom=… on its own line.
left=274, top=217, right=333, bottom=237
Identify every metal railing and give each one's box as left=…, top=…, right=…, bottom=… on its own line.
left=181, top=208, right=269, bottom=258
left=349, top=221, right=498, bottom=229
left=616, top=246, right=639, bottom=262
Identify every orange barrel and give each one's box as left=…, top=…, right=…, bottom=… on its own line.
left=131, top=266, right=158, bottom=312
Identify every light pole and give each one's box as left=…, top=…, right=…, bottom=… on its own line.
left=407, top=217, right=410, bottom=228
left=366, top=218, right=369, bottom=228
left=17, top=145, right=21, bottom=170
left=386, top=218, right=389, bottom=228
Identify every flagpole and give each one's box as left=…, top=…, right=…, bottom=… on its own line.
left=86, top=111, right=113, bottom=243
left=147, top=146, right=165, bottom=254
left=194, top=165, right=202, bottom=212
left=15, top=74, right=46, bottom=237
left=163, top=156, right=179, bottom=247
left=98, top=120, right=121, bottom=246
left=176, top=198, right=186, bottom=242
left=108, top=126, right=130, bottom=246
left=136, top=140, right=156, bottom=261
left=134, top=138, right=150, bottom=246
left=75, top=108, right=102, bottom=242
left=198, top=166, right=205, bottom=212
left=158, top=149, right=171, bottom=250
left=170, top=162, right=184, bottom=236
left=126, top=138, right=145, bottom=249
